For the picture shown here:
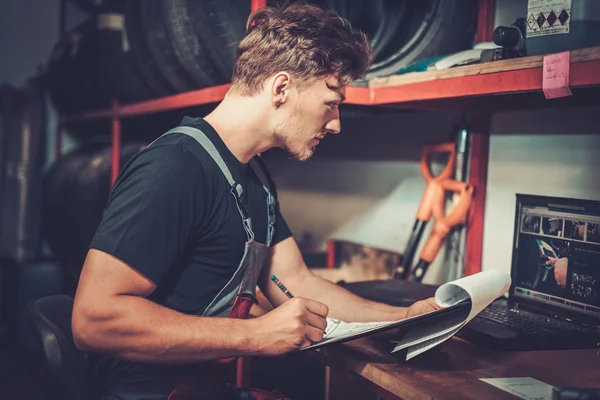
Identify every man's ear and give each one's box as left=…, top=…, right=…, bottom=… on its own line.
left=271, top=72, right=291, bottom=108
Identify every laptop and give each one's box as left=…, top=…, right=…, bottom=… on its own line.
left=456, top=194, right=600, bottom=350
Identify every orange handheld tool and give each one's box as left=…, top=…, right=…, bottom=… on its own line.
left=394, top=142, right=457, bottom=280
left=409, top=179, right=473, bottom=282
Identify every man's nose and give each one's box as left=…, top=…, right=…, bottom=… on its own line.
left=324, top=110, right=341, bottom=135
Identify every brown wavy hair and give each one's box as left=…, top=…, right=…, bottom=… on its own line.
left=230, top=1, right=373, bottom=95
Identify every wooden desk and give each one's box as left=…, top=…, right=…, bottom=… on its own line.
left=310, top=337, right=600, bottom=400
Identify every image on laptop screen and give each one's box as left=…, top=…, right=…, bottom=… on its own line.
left=512, top=195, right=600, bottom=319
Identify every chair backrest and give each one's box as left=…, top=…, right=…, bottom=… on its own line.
left=28, top=294, right=92, bottom=400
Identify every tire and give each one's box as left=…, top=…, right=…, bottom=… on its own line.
left=41, top=142, right=145, bottom=285
left=187, top=0, right=250, bottom=81
left=45, top=18, right=113, bottom=115
left=316, top=0, right=478, bottom=78
left=69, top=0, right=104, bottom=14
left=139, top=0, right=199, bottom=93
left=365, top=0, right=478, bottom=78
left=124, top=0, right=175, bottom=98
left=0, top=84, right=14, bottom=195
left=0, top=77, right=46, bottom=264
left=97, top=0, right=155, bottom=103
left=162, top=0, right=226, bottom=87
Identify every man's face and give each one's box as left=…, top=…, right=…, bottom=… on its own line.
left=274, top=75, right=344, bottom=161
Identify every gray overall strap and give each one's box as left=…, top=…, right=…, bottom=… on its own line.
left=249, top=158, right=276, bottom=246
left=152, top=126, right=253, bottom=240
left=158, top=126, right=243, bottom=198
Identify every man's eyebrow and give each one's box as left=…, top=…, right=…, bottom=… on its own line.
left=326, top=82, right=346, bottom=102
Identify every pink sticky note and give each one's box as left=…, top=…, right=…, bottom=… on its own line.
left=543, top=51, right=572, bottom=100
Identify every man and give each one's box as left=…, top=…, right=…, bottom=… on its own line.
left=72, top=3, right=441, bottom=399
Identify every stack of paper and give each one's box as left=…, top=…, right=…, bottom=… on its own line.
left=303, top=270, right=511, bottom=360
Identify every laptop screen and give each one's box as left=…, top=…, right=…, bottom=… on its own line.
left=511, top=195, right=600, bottom=321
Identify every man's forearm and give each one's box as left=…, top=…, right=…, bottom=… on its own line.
left=293, top=274, right=407, bottom=322
left=73, top=295, right=258, bottom=364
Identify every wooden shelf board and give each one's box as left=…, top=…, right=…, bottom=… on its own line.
left=369, top=46, right=600, bottom=88
left=60, top=47, right=600, bottom=122
left=367, top=47, right=600, bottom=106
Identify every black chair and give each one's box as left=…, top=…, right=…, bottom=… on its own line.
left=28, top=294, right=92, bottom=400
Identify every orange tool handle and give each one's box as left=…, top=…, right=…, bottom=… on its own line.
left=414, top=142, right=457, bottom=222
left=415, top=181, right=438, bottom=221
left=433, top=180, right=473, bottom=225
left=420, top=142, right=457, bottom=183
left=420, top=180, right=474, bottom=263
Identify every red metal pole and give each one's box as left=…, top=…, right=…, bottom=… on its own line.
left=251, top=0, right=267, bottom=13
left=476, top=0, right=496, bottom=43
left=465, top=114, right=491, bottom=276
left=111, top=99, right=121, bottom=187
left=327, top=240, right=336, bottom=268
left=464, top=0, right=494, bottom=276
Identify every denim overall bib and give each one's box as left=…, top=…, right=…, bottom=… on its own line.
left=154, top=126, right=276, bottom=320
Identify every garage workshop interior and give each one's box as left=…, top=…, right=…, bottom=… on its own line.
left=1, top=0, right=600, bottom=399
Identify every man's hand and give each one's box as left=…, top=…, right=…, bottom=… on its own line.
left=547, top=257, right=568, bottom=288
left=405, top=297, right=443, bottom=319
left=249, top=297, right=329, bottom=356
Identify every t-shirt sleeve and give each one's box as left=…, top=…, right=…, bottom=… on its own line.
left=89, top=144, right=205, bottom=286
left=272, top=198, right=293, bottom=246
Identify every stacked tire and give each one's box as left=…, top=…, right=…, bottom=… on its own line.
left=0, top=78, right=46, bottom=265
left=41, top=142, right=146, bottom=287
left=314, top=0, right=478, bottom=78
left=46, top=0, right=477, bottom=116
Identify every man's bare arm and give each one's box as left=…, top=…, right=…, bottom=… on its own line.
left=72, top=249, right=327, bottom=363
left=259, top=238, right=442, bottom=323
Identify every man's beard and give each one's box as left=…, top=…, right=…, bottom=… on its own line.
left=278, top=131, right=315, bottom=161
left=285, top=140, right=315, bottom=161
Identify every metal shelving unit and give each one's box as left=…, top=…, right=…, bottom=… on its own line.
left=54, top=0, right=600, bottom=288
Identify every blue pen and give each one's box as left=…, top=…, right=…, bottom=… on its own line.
left=270, top=275, right=294, bottom=299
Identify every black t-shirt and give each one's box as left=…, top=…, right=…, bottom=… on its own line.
left=87, top=117, right=292, bottom=386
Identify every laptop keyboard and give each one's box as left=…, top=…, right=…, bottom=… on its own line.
left=479, top=306, right=594, bottom=335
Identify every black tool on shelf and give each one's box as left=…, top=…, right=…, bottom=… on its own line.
left=482, top=18, right=527, bottom=62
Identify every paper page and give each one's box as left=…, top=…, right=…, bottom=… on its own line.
left=323, top=318, right=396, bottom=340
left=436, top=269, right=511, bottom=321
left=392, top=269, right=511, bottom=357
left=480, top=377, right=556, bottom=400
left=390, top=303, right=467, bottom=352
left=302, top=270, right=510, bottom=353
left=405, top=328, right=458, bottom=359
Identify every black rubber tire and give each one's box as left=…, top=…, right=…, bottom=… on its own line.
left=0, top=84, right=14, bottom=194
left=124, top=0, right=175, bottom=98
left=41, top=142, right=145, bottom=284
left=0, top=77, right=46, bottom=264
left=97, top=0, right=155, bottom=103
left=316, top=0, right=477, bottom=78
left=162, top=0, right=226, bottom=87
left=187, top=0, right=251, bottom=81
left=365, top=0, right=478, bottom=78
left=69, top=0, right=104, bottom=14
left=139, top=0, right=199, bottom=93
left=45, top=18, right=113, bottom=115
